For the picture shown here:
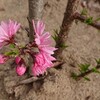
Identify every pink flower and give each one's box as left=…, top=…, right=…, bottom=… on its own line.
left=35, top=32, right=52, bottom=46
left=33, top=20, right=52, bottom=46
left=33, top=20, right=45, bottom=37
left=32, top=51, right=56, bottom=76
left=16, top=64, right=26, bottom=76
left=0, top=54, right=8, bottom=64
left=32, top=20, right=57, bottom=76
left=39, top=46, right=57, bottom=54
left=0, top=20, right=20, bottom=48
left=32, top=63, right=46, bottom=76
left=33, top=20, right=57, bottom=54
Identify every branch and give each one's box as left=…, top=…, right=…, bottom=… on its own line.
left=76, top=64, right=100, bottom=80
left=55, top=0, right=80, bottom=59
left=16, top=76, right=44, bottom=86
left=74, top=12, right=100, bottom=30
left=15, top=61, right=63, bottom=86
left=28, top=0, right=44, bottom=41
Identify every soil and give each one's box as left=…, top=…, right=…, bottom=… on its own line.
left=0, top=0, right=100, bottom=100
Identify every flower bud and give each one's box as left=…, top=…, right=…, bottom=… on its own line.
left=16, top=64, right=26, bottom=76
left=15, top=56, right=21, bottom=64
left=0, top=54, right=7, bottom=64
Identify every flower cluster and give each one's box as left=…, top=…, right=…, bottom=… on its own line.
left=0, top=20, right=57, bottom=76
left=32, top=20, right=57, bottom=76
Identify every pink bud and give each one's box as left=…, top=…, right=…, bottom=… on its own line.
left=0, top=54, right=7, bottom=64
left=15, top=56, right=21, bottom=64
left=16, top=64, right=26, bottom=76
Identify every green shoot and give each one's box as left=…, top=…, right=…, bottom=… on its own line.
left=84, top=17, right=93, bottom=25
left=71, top=72, right=78, bottom=80
left=84, top=76, right=90, bottom=81
left=92, top=68, right=100, bottom=74
left=52, top=29, right=59, bottom=42
left=79, top=64, right=90, bottom=73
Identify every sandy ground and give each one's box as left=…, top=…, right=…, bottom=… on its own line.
left=0, top=0, right=100, bottom=100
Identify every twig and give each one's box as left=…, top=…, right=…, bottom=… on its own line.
left=15, top=61, right=63, bottom=86
left=76, top=64, right=100, bottom=80
left=16, top=76, right=44, bottom=86
left=20, top=26, right=30, bottom=35
left=51, top=61, right=64, bottom=68
left=74, top=12, right=100, bottom=30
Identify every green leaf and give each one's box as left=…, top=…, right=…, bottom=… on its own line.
left=52, top=34, right=58, bottom=42
left=52, top=29, right=59, bottom=42
left=95, top=18, right=100, bottom=22
left=54, top=29, right=59, bottom=35
left=95, top=59, right=100, bottom=64
left=84, top=76, right=90, bottom=81
left=5, top=51, right=16, bottom=56
left=84, top=17, right=93, bottom=25
left=81, top=8, right=88, bottom=16
left=9, top=43, right=15, bottom=48
left=79, top=64, right=90, bottom=73
left=4, top=49, right=19, bottom=56
left=92, top=68, right=100, bottom=74
left=59, top=43, right=68, bottom=49
left=71, top=72, right=78, bottom=80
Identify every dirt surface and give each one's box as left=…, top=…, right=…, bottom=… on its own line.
left=0, top=0, right=100, bottom=100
